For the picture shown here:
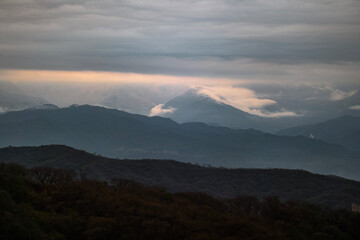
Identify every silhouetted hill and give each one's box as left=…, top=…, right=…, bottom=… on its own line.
left=278, top=115, right=360, bottom=151
left=2, top=162, right=360, bottom=239
left=0, top=105, right=359, bottom=179
left=1, top=145, right=360, bottom=210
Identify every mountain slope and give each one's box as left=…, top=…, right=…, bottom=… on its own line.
left=0, top=105, right=359, bottom=179
left=278, top=115, right=360, bottom=151
left=160, top=89, right=271, bottom=130
left=247, top=85, right=360, bottom=124
left=1, top=145, right=360, bottom=210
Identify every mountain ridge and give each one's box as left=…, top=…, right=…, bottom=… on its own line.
left=157, top=88, right=360, bottom=132
left=1, top=144, right=360, bottom=210
left=278, top=115, right=360, bottom=151
left=0, top=104, right=359, bottom=180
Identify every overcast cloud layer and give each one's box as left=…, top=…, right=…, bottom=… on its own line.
left=0, top=0, right=359, bottom=85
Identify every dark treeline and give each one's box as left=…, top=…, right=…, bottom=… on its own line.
left=1, top=163, right=360, bottom=240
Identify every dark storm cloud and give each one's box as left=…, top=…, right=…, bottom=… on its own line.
left=0, top=0, right=359, bottom=82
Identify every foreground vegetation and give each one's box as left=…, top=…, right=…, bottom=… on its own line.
left=2, top=145, right=360, bottom=210
left=1, top=163, right=360, bottom=240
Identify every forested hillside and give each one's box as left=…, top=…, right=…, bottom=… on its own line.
left=1, top=145, right=360, bottom=210
left=1, top=163, right=360, bottom=240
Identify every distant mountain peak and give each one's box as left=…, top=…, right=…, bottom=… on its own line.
left=178, top=88, right=226, bottom=105
left=156, top=88, right=274, bottom=130
left=28, top=104, right=59, bottom=110
left=69, top=104, right=81, bottom=108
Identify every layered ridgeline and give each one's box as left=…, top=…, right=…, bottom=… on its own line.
left=157, top=88, right=360, bottom=132
left=0, top=105, right=359, bottom=180
left=1, top=145, right=360, bottom=210
left=278, top=115, right=360, bottom=152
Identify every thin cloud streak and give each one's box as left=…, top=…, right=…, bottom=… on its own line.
left=195, top=85, right=299, bottom=118
left=149, top=104, right=177, bottom=117
left=349, top=105, right=360, bottom=110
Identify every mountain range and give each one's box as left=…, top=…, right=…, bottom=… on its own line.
left=1, top=144, right=359, bottom=210
left=278, top=115, right=360, bottom=151
left=158, top=88, right=360, bottom=132
left=246, top=84, right=360, bottom=122
left=2, top=80, right=359, bottom=132
left=0, top=104, right=359, bottom=180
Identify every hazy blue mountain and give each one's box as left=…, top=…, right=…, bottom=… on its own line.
left=5, top=80, right=187, bottom=115
left=158, top=88, right=335, bottom=132
left=0, top=81, right=46, bottom=113
left=160, top=89, right=273, bottom=131
left=278, top=115, right=360, bottom=151
left=0, top=105, right=359, bottom=179
left=246, top=84, right=360, bottom=123
left=99, top=84, right=188, bottom=115
left=1, top=145, right=359, bottom=209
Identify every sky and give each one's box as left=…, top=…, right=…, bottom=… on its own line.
left=0, top=0, right=359, bottom=116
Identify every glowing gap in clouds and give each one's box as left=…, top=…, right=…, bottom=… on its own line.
left=0, top=69, right=241, bottom=86
left=0, top=69, right=298, bottom=117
